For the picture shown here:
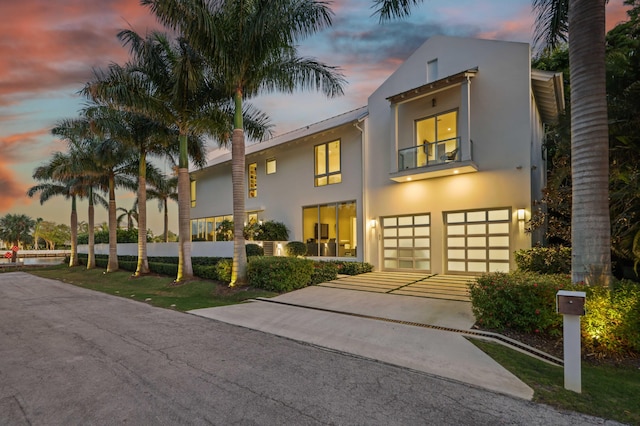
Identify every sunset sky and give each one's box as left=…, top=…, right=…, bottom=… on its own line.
left=0, top=0, right=630, bottom=236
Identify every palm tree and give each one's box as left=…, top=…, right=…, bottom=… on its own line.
left=0, top=214, right=35, bottom=262
left=117, top=199, right=139, bottom=230
left=28, top=151, right=85, bottom=267
left=147, top=173, right=178, bottom=243
left=33, top=217, right=44, bottom=250
left=143, top=0, right=345, bottom=285
left=533, top=0, right=611, bottom=285
left=85, top=29, right=270, bottom=282
left=52, top=118, right=123, bottom=271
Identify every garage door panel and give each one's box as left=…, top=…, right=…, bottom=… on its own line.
left=382, top=214, right=431, bottom=272
left=445, top=209, right=511, bottom=274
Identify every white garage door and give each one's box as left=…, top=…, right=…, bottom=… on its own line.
left=382, top=214, right=431, bottom=271
left=445, top=209, right=511, bottom=274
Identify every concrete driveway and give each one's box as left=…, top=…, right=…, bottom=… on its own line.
left=0, top=272, right=620, bottom=425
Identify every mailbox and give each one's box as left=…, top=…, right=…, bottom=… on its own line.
left=556, top=290, right=586, bottom=316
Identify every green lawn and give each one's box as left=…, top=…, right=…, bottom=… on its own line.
left=471, top=338, right=640, bottom=425
left=27, top=264, right=277, bottom=312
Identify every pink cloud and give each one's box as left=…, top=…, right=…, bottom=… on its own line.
left=0, top=0, right=161, bottom=104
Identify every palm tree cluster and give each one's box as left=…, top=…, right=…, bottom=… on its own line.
left=28, top=0, right=345, bottom=284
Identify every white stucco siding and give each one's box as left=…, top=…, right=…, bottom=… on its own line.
left=191, top=164, right=233, bottom=219
left=191, top=123, right=363, bottom=245
left=364, top=36, right=535, bottom=273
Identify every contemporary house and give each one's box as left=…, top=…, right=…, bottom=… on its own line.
left=190, top=36, right=564, bottom=275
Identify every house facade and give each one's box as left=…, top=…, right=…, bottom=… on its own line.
left=190, top=36, right=564, bottom=275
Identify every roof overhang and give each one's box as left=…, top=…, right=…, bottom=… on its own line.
left=386, top=68, right=478, bottom=105
left=531, top=69, right=565, bottom=125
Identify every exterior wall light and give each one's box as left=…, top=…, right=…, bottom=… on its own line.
left=369, top=219, right=377, bottom=229
left=517, top=208, right=526, bottom=221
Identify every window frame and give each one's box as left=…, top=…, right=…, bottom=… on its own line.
left=248, top=162, right=257, bottom=198
left=314, top=139, right=342, bottom=187
left=266, top=158, right=276, bottom=175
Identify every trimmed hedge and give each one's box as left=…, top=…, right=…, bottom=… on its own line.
left=310, top=261, right=339, bottom=285
left=247, top=257, right=314, bottom=292
left=333, top=261, right=374, bottom=275
left=246, top=243, right=264, bottom=257
left=469, top=271, right=640, bottom=356
left=286, top=241, right=307, bottom=257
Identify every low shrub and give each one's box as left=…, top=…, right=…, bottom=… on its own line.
left=215, top=259, right=233, bottom=283
left=246, top=244, right=264, bottom=257
left=334, top=261, right=374, bottom=275
left=193, top=264, right=219, bottom=281
left=514, top=246, right=571, bottom=274
left=149, top=262, right=178, bottom=276
left=286, top=241, right=307, bottom=257
left=582, top=281, right=640, bottom=354
left=469, top=271, right=568, bottom=335
left=310, top=261, right=338, bottom=285
left=247, top=257, right=314, bottom=292
left=470, top=272, right=640, bottom=356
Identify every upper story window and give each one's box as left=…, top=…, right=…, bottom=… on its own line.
left=427, top=59, right=438, bottom=83
left=248, top=162, right=257, bottom=198
left=415, top=110, right=458, bottom=165
left=315, top=140, right=342, bottom=186
left=266, top=158, right=276, bottom=174
left=190, top=180, right=196, bottom=207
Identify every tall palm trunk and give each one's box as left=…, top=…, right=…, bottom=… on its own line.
left=87, top=188, right=96, bottom=269
left=87, top=187, right=96, bottom=269
left=231, top=90, right=247, bottom=286
left=107, top=174, right=119, bottom=272
left=69, top=195, right=79, bottom=266
left=176, top=133, right=193, bottom=281
left=135, top=154, right=150, bottom=275
left=569, top=0, right=611, bottom=285
left=163, top=198, right=169, bottom=243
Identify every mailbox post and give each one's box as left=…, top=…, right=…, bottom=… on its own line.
left=556, top=290, right=586, bottom=393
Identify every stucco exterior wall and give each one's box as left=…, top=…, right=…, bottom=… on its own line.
left=364, top=36, right=537, bottom=273
left=191, top=122, right=363, bottom=247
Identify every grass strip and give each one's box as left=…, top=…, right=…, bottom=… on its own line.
left=470, top=338, right=640, bottom=425
left=27, top=265, right=276, bottom=312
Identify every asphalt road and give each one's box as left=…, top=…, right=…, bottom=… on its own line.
left=0, top=272, right=619, bottom=425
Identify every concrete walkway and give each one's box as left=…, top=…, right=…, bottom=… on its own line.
left=190, top=285, right=535, bottom=400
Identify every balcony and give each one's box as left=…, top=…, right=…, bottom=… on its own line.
left=391, top=137, right=478, bottom=182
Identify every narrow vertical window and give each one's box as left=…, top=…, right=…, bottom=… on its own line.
left=248, top=162, right=257, bottom=198
left=266, top=158, right=276, bottom=174
left=314, top=140, right=341, bottom=186
left=190, top=180, right=196, bottom=207
left=427, top=59, right=438, bottom=83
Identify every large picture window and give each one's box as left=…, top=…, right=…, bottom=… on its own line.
left=314, top=140, right=341, bottom=186
left=303, top=201, right=357, bottom=257
left=415, top=110, right=458, bottom=166
left=191, top=215, right=232, bottom=241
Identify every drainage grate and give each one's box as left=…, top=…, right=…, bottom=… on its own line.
left=254, top=297, right=563, bottom=367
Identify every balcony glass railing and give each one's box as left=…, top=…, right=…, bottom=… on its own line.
left=398, top=137, right=461, bottom=171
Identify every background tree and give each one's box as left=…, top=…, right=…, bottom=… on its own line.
left=0, top=214, right=35, bottom=262
left=117, top=199, right=139, bottom=230
left=147, top=173, right=178, bottom=243
left=143, top=0, right=344, bottom=285
left=28, top=151, right=87, bottom=267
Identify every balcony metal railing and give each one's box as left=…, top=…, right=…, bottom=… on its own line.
left=398, top=137, right=461, bottom=171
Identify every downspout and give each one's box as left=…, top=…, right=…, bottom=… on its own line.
left=354, top=117, right=368, bottom=265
